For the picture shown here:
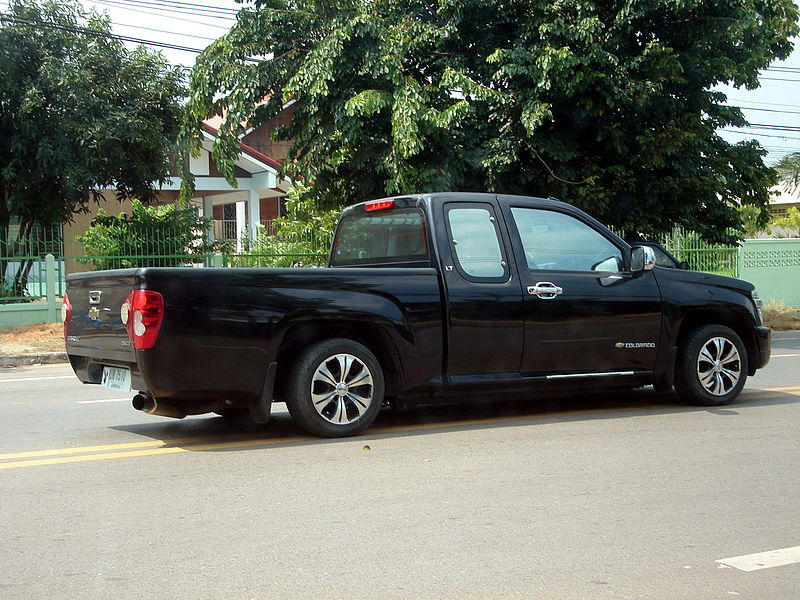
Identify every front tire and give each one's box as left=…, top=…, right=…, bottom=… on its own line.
left=286, top=339, right=385, bottom=437
left=675, top=325, right=748, bottom=406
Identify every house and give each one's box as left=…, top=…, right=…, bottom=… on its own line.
left=62, top=110, right=294, bottom=260
left=769, top=185, right=800, bottom=219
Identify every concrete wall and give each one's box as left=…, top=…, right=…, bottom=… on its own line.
left=738, top=239, right=800, bottom=307
left=62, top=192, right=134, bottom=276
left=0, top=255, right=58, bottom=329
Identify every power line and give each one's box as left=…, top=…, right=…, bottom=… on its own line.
left=0, top=13, right=205, bottom=52
left=747, top=123, right=800, bottom=132
left=757, top=76, right=800, bottom=83
left=92, top=0, right=238, bottom=21
left=723, top=129, right=800, bottom=141
left=110, top=0, right=242, bottom=13
left=733, top=105, right=800, bottom=115
left=765, top=65, right=800, bottom=73
left=0, top=12, right=257, bottom=59
left=112, top=20, right=218, bottom=42
left=728, top=98, right=800, bottom=108
left=90, top=0, right=233, bottom=30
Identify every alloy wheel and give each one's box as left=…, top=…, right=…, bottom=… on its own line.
left=696, top=336, right=742, bottom=396
left=310, top=353, right=374, bottom=425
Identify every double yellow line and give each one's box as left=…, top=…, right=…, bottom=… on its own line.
left=2, top=385, right=799, bottom=470
left=0, top=432, right=312, bottom=470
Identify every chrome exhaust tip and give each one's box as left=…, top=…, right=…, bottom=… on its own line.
left=132, top=393, right=186, bottom=419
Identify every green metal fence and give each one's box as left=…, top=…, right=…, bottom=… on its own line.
left=2, top=221, right=738, bottom=305
left=1, top=223, right=63, bottom=257
left=658, top=228, right=739, bottom=277
left=68, top=252, right=328, bottom=271
left=0, top=256, right=57, bottom=301
left=1, top=224, right=65, bottom=302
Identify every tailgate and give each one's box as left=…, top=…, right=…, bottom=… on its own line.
left=65, top=270, right=138, bottom=363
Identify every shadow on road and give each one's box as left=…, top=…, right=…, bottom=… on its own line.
left=109, top=385, right=800, bottom=452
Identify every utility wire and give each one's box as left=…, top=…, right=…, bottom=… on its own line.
left=90, top=0, right=233, bottom=30
left=91, top=0, right=238, bottom=21
left=112, top=20, right=218, bottom=42
left=105, top=0, right=242, bottom=13
left=746, top=123, right=800, bottom=131
left=0, top=13, right=257, bottom=58
left=728, top=98, right=800, bottom=108
left=757, top=76, right=800, bottom=82
left=723, top=129, right=800, bottom=141
left=732, top=105, right=800, bottom=115
left=104, top=0, right=242, bottom=14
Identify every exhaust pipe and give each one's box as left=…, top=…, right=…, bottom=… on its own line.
left=132, top=393, right=186, bottom=419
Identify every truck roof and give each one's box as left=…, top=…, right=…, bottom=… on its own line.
left=344, top=192, right=573, bottom=215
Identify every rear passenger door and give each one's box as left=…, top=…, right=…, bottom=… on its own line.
left=438, top=202, right=525, bottom=385
left=501, top=202, right=662, bottom=378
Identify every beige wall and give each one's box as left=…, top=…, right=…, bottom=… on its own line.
left=62, top=191, right=180, bottom=275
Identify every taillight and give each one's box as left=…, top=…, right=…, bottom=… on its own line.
left=121, top=290, right=165, bottom=350
left=62, top=293, right=72, bottom=339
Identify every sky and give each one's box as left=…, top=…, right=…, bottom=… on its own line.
left=1, top=0, right=799, bottom=165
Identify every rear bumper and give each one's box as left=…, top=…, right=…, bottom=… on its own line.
left=750, top=326, right=771, bottom=373
left=68, top=354, right=146, bottom=392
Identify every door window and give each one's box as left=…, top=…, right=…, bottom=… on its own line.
left=510, top=208, right=623, bottom=272
left=447, top=206, right=507, bottom=279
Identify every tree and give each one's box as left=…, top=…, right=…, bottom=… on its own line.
left=0, top=0, right=186, bottom=293
left=235, top=184, right=338, bottom=267
left=771, top=206, right=800, bottom=238
left=774, top=152, right=800, bottom=192
left=76, top=200, right=228, bottom=270
left=737, top=203, right=770, bottom=239
left=184, top=0, right=797, bottom=244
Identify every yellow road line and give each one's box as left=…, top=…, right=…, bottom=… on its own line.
left=1, top=384, right=799, bottom=470
left=757, top=385, right=800, bottom=392
left=0, top=437, right=310, bottom=470
left=0, top=431, right=274, bottom=461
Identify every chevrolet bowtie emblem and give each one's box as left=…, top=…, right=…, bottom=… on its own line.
left=88, top=306, right=100, bottom=320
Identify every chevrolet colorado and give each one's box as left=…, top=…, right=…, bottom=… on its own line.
left=64, top=193, right=770, bottom=437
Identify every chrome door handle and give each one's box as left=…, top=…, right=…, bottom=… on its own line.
left=527, top=282, right=563, bottom=299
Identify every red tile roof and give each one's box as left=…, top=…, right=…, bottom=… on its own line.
left=201, top=121, right=282, bottom=170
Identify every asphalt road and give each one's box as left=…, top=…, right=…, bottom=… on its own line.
left=1, top=332, right=799, bottom=599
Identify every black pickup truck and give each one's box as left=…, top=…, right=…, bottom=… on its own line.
left=64, top=193, right=771, bottom=437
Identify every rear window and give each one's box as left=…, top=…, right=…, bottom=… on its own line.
left=330, top=208, right=429, bottom=267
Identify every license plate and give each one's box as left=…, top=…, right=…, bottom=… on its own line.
left=101, top=366, right=132, bottom=392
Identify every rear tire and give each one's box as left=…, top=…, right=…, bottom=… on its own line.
left=286, top=339, right=385, bottom=437
left=675, top=325, right=748, bottom=406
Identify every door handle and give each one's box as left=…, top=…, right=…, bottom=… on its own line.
left=527, top=282, right=563, bottom=299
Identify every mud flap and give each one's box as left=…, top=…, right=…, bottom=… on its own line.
left=250, top=361, right=277, bottom=424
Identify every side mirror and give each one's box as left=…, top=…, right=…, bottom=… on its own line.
left=678, top=261, right=690, bottom=270
left=631, top=246, right=656, bottom=272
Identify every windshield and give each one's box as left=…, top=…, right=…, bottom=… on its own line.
left=330, top=208, right=430, bottom=267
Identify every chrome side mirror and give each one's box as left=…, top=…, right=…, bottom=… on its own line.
left=631, top=246, right=656, bottom=272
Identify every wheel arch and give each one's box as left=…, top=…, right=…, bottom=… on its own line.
left=273, top=319, right=403, bottom=400
left=675, top=308, right=759, bottom=375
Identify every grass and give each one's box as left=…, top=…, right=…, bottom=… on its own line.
left=763, top=300, right=800, bottom=331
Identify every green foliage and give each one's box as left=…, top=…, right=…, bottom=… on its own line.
left=183, top=0, right=798, bottom=244
left=76, top=200, right=226, bottom=269
left=771, top=206, right=800, bottom=237
left=235, top=186, right=337, bottom=267
left=737, top=203, right=770, bottom=238
left=0, top=0, right=186, bottom=238
left=774, top=152, right=800, bottom=192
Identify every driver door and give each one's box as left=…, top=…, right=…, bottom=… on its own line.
left=500, top=203, right=663, bottom=377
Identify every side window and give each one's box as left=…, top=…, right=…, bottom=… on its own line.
left=447, top=206, right=507, bottom=279
left=510, top=207, right=623, bottom=272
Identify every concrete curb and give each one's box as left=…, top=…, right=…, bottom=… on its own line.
left=0, top=352, right=68, bottom=368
